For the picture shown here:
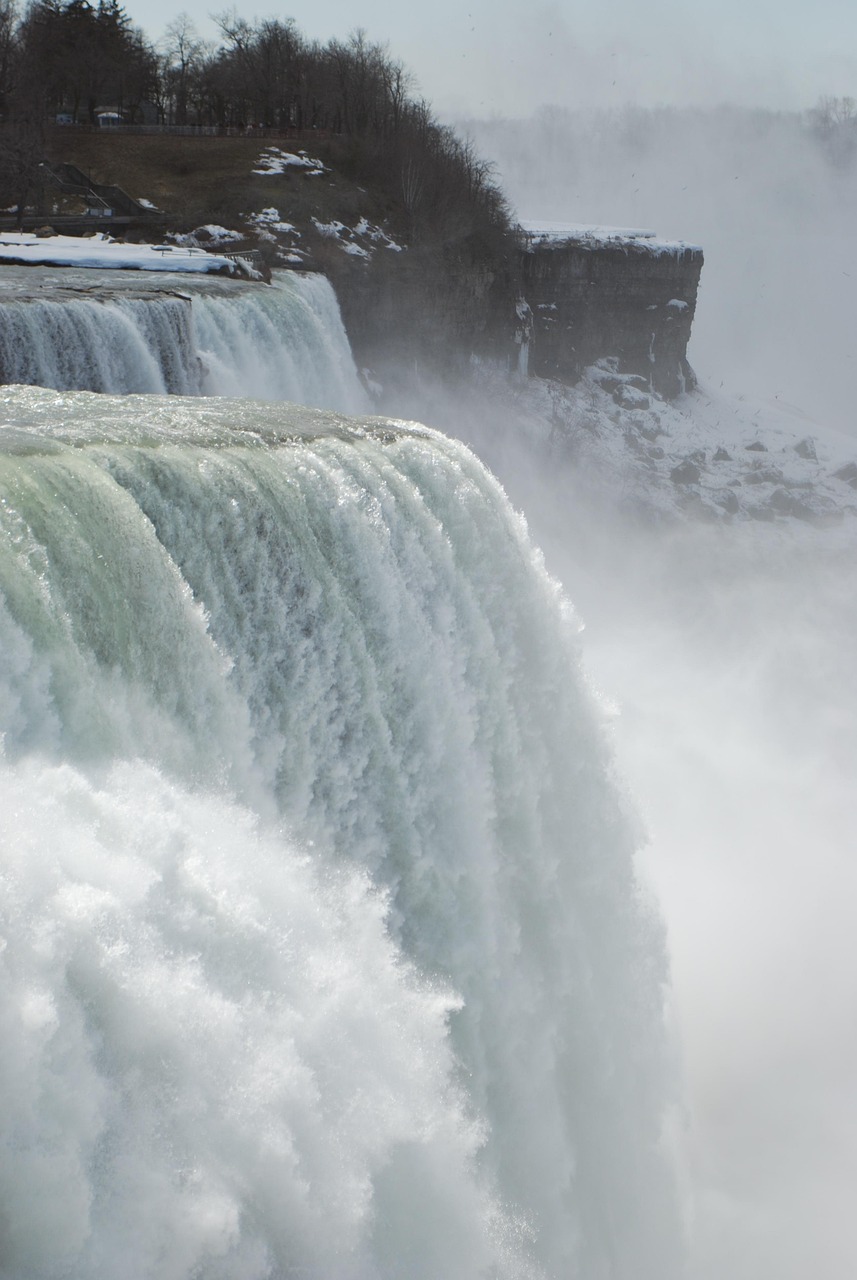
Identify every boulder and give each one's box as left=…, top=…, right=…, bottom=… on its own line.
left=769, top=488, right=814, bottom=520
left=714, top=489, right=740, bottom=514
left=615, top=383, right=650, bottom=410
left=670, top=459, right=702, bottom=485
left=795, top=437, right=817, bottom=461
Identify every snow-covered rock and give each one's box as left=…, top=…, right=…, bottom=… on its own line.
left=464, top=357, right=857, bottom=529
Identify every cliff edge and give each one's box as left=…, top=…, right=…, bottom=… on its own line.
left=519, top=224, right=703, bottom=399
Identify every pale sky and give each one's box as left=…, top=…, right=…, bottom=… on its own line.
left=129, top=0, right=857, bottom=118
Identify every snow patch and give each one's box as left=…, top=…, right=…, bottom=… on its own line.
left=169, top=225, right=244, bottom=247
left=253, top=147, right=326, bottom=176
left=247, top=208, right=299, bottom=235
left=353, top=217, right=404, bottom=252
left=311, top=217, right=405, bottom=261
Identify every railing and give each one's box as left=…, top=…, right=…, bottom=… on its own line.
left=41, top=162, right=162, bottom=220
left=222, top=249, right=265, bottom=270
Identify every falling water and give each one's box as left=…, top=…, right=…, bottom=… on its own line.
left=0, top=385, right=683, bottom=1280
left=0, top=269, right=367, bottom=412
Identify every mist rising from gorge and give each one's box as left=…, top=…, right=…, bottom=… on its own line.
left=460, top=103, right=857, bottom=442
left=415, top=101, right=857, bottom=1280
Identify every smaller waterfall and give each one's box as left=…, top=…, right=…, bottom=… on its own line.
left=0, top=270, right=368, bottom=413
left=0, top=292, right=199, bottom=395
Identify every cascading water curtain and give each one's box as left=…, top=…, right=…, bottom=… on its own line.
left=0, top=273, right=368, bottom=412
left=0, top=387, right=685, bottom=1280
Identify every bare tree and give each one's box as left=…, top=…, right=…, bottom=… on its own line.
left=811, top=95, right=857, bottom=129
left=809, top=95, right=857, bottom=165
left=0, top=117, right=44, bottom=225
left=161, top=12, right=206, bottom=123
left=0, top=0, right=17, bottom=114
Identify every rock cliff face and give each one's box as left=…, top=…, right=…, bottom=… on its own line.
left=327, top=225, right=703, bottom=400
left=323, top=232, right=518, bottom=389
left=519, top=232, right=704, bottom=398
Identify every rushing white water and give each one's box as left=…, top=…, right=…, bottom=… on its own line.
left=0, top=385, right=683, bottom=1280
left=0, top=269, right=368, bottom=412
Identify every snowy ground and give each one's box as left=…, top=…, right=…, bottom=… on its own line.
left=0, top=232, right=245, bottom=274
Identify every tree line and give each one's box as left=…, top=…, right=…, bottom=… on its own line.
left=0, top=2, right=509, bottom=243
left=2, top=0, right=153, bottom=126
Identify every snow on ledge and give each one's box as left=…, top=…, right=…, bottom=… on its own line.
left=518, top=220, right=702, bottom=256
left=0, top=233, right=241, bottom=273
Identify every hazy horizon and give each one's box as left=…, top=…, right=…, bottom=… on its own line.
left=130, top=0, right=857, bottom=119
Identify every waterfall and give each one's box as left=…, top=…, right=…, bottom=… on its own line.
left=0, top=270, right=368, bottom=413
left=0, top=386, right=683, bottom=1280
